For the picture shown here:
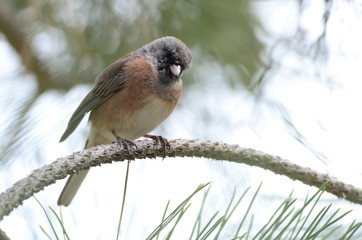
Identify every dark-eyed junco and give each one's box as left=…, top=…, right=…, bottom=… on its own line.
left=58, top=36, right=192, bottom=206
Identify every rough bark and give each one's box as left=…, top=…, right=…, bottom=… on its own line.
left=1, top=139, right=361, bottom=223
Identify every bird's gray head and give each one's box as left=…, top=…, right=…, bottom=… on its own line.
left=138, top=36, right=192, bottom=84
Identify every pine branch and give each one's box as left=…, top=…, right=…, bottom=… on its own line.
left=0, top=228, right=10, bottom=240
left=0, top=139, right=361, bottom=223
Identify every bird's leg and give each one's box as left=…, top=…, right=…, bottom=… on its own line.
left=112, top=130, right=137, bottom=158
left=144, top=134, right=171, bottom=158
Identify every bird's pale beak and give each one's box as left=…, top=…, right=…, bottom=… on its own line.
left=170, top=64, right=181, bottom=77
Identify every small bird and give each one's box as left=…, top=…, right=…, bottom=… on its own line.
left=57, top=36, right=192, bottom=206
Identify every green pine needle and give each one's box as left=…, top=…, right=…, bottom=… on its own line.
left=116, top=160, right=131, bottom=240
left=200, top=215, right=226, bottom=240
left=48, top=206, right=70, bottom=240
left=156, top=200, right=171, bottom=240
left=196, top=211, right=220, bottom=239
left=146, top=183, right=210, bottom=240
left=39, top=225, right=53, bottom=240
left=33, top=195, right=59, bottom=240
left=190, top=184, right=212, bottom=239
left=35, top=181, right=361, bottom=240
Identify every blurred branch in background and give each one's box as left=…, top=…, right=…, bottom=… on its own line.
left=252, top=0, right=334, bottom=95
left=278, top=104, right=329, bottom=164
left=296, top=0, right=332, bottom=61
left=0, top=1, right=59, bottom=93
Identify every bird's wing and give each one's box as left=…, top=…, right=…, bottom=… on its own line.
left=59, top=54, right=137, bottom=142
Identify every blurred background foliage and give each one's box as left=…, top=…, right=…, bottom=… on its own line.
left=1, top=0, right=264, bottom=91
left=0, top=0, right=334, bottom=163
left=0, top=0, right=270, bottom=164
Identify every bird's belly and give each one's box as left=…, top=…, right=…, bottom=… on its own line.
left=88, top=96, right=175, bottom=146
left=116, top=96, right=174, bottom=140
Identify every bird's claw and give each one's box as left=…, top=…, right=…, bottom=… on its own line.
left=112, top=130, right=137, bottom=159
left=144, top=134, right=170, bottom=158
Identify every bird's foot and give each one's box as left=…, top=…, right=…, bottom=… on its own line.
left=112, top=130, right=137, bottom=158
left=144, top=134, right=171, bottom=158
